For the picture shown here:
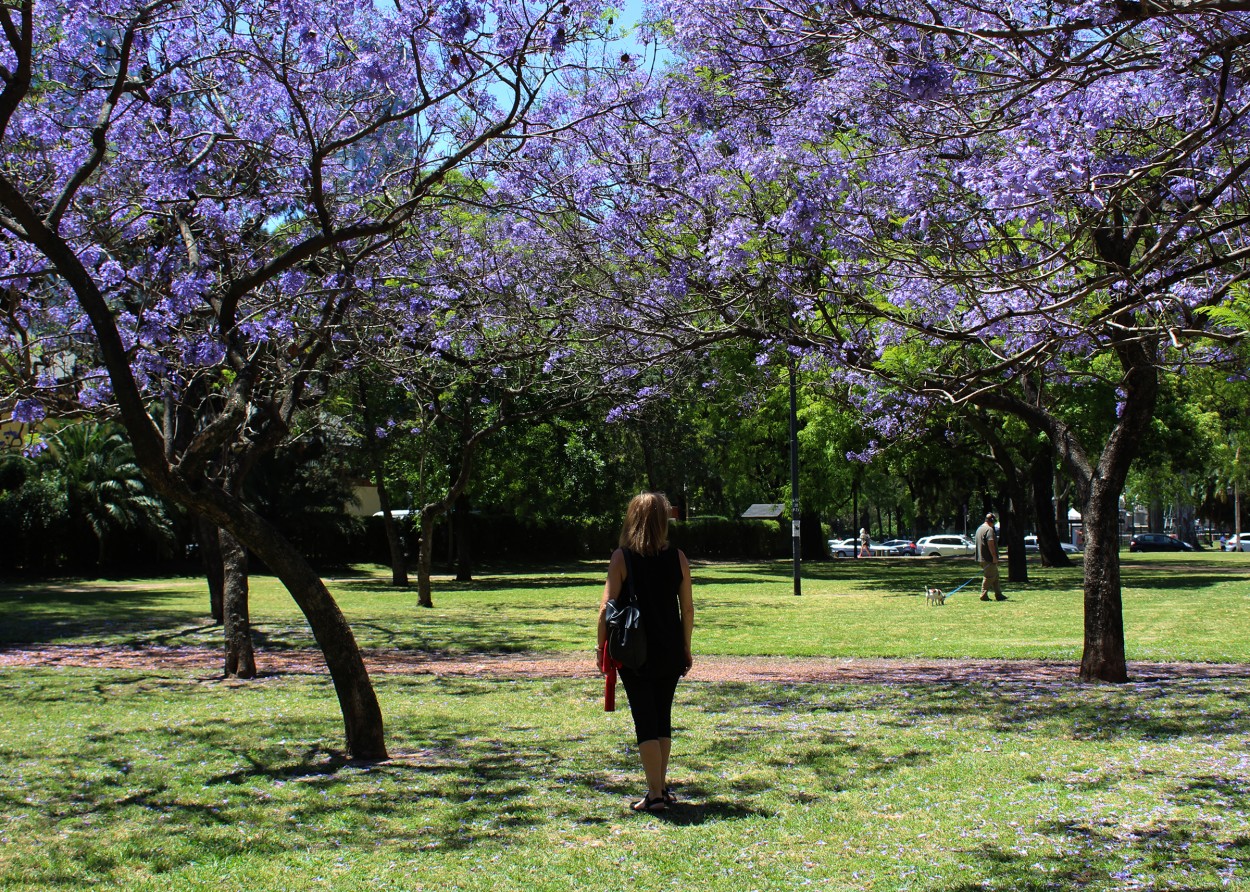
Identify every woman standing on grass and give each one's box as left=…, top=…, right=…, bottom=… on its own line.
left=597, top=491, right=694, bottom=813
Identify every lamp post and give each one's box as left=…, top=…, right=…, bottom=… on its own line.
left=789, top=351, right=802, bottom=596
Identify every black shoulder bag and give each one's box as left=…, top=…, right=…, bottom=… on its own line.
left=605, top=549, right=647, bottom=669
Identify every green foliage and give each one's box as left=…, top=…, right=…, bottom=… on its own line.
left=471, top=411, right=642, bottom=526
left=0, top=423, right=174, bottom=573
left=42, top=423, right=175, bottom=565
left=0, top=455, right=72, bottom=572
left=669, top=517, right=789, bottom=560
left=1195, top=282, right=1250, bottom=336
left=247, top=430, right=364, bottom=566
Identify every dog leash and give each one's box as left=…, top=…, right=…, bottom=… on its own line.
left=945, top=577, right=980, bottom=598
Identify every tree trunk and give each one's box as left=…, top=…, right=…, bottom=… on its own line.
left=175, top=485, right=389, bottom=759
left=1073, top=345, right=1159, bottom=683
left=223, top=495, right=387, bottom=758
left=851, top=477, right=860, bottom=542
left=968, top=414, right=1028, bottom=583
left=1029, top=448, right=1071, bottom=567
left=417, top=509, right=439, bottom=608
left=995, top=489, right=1025, bottom=579
left=196, top=516, right=226, bottom=623
left=1174, top=489, right=1198, bottom=547
left=374, top=460, right=409, bottom=587
left=221, top=529, right=256, bottom=679
left=10, top=190, right=387, bottom=760
left=1078, top=479, right=1128, bottom=682
left=1149, top=498, right=1165, bottom=533
left=800, top=508, right=825, bottom=561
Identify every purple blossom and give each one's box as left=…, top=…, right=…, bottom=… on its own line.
left=12, top=399, right=46, bottom=424
left=900, top=63, right=952, bottom=102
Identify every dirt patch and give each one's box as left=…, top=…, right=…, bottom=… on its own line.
left=2, top=644, right=1248, bottom=685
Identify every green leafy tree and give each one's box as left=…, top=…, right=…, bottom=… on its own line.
left=40, top=422, right=173, bottom=572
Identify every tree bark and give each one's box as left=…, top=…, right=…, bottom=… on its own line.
left=196, top=515, right=226, bottom=622
left=417, top=509, right=439, bottom=608
left=211, top=489, right=387, bottom=758
left=413, top=419, right=486, bottom=605
left=374, top=458, right=409, bottom=587
left=974, top=337, right=1159, bottom=683
left=1029, top=447, right=1072, bottom=567
left=221, top=528, right=256, bottom=678
left=800, top=508, right=825, bottom=561
left=1078, top=478, right=1129, bottom=683
left=999, top=489, right=1029, bottom=585
left=968, top=414, right=1028, bottom=583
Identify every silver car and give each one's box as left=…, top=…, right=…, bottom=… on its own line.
left=915, top=534, right=976, bottom=557
left=828, top=537, right=859, bottom=558
left=1023, top=535, right=1079, bottom=554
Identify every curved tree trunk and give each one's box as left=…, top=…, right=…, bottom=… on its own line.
left=208, top=490, right=387, bottom=759
left=8, top=176, right=387, bottom=761
left=221, top=528, right=256, bottom=678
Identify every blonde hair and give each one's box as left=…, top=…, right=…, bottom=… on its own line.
left=619, top=492, right=671, bottom=556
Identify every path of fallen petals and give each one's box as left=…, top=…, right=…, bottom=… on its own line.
left=3, top=645, right=1249, bottom=686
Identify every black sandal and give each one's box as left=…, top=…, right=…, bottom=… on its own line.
left=631, top=793, right=667, bottom=813
left=662, top=785, right=677, bottom=805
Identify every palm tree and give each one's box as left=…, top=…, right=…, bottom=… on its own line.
left=41, top=422, right=174, bottom=570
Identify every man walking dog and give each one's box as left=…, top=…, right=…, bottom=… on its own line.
left=975, top=513, right=1007, bottom=602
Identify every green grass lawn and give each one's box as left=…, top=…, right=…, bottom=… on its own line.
left=2, top=552, right=1249, bottom=891
left=1, top=670, right=1248, bottom=891
left=3, top=551, right=1249, bottom=663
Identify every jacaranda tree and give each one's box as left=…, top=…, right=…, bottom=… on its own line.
left=512, top=0, right=1250, bottom=680
left=645, top=0, right=1250, bottom=680
left=0, top=0, right=646, bottom=758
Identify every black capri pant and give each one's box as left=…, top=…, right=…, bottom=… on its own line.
left=619, top=669, right=681, bottom=744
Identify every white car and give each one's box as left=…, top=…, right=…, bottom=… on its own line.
left=828, top=538, right=859, bottom=558
left=915, top=534, right=976, bottom=557
left=1227, top=535, right=1246, bottom=553
left=1023, top=535, right=1079, bottom=554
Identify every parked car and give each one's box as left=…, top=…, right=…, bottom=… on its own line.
left=1226, top=535, right=1245, bottom=552
left=1022, top=535, right=1079, bottom=554
left=828, top=538, right=859, bottom=558
left=880, top=538, right=919, bottom=556
left=915, top=534, right=975, bottom=557
left=1128, top=533, right=1195, bottom=552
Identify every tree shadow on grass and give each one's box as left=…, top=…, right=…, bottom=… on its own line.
left=872, top=677, right=1250, bottom=743
left=333, top=563, right=604, bottom=596
left=1122, top=573, right=1235, bottom=590
left=8, top=671, right=1250, bottom=889
left=0, top=580, right=214, bottom=647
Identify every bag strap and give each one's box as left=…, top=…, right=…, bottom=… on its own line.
left=619, top=548, right=638, bottom=606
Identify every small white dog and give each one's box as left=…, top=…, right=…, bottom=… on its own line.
left=925, top=586, right=946, bottom=606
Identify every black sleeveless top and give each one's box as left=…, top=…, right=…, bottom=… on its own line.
left=621, top=546, right=686, bottom=678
